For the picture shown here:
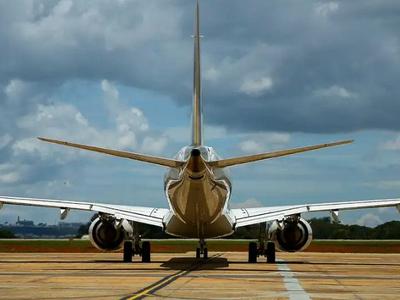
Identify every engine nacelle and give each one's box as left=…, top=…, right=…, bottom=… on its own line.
left=268, top=216, right=312, bottom=252
left=89, top=217, right=125, bottom=251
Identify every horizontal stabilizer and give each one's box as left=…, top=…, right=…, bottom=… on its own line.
left=38, top=137, right=185, bottom=168
left=208, top=140, right=353, bottom=168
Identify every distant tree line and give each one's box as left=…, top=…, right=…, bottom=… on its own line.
left=75, top=217, right=400, bottom=240
left=0, top=229, right=15, bottom=238
left=308, top=217, right=400, bottom=239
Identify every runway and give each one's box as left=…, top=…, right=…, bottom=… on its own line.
left=0, top=252, right=399, bottom=299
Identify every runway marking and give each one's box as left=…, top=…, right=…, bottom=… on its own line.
left=122, top=253, right=223, bottom=300
left=277, top=259, right=310, bottom=300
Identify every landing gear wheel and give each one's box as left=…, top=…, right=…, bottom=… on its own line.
left=123, top=241, right=133, bottom=263
left=266, top=241, right=276, bottom=263
left=196, top=248, right=201, bottom=259
left=203, top=248, right=208, bottom=259
left=141, top=241, right=151, bottom=263
left=248, top=241, right=257, bottom=263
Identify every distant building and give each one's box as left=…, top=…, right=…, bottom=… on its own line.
left=16, top=216, right=34, bottom=227
left=0, top=217, right=86, bottom=238
left=59, top=222, right=83, bottom=229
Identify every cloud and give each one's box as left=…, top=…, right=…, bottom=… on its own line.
left=314, top=85, right=356, bottom=99
left=231, top=198, right=263, bottom=209
left=239, top=140, right=264, bottom=153
left=2, top=79, right=168, bottom=185
left=204, top=67, right=220, bottom=82
left=165, top=125, right=228, bottom=144
left=0, top=163, right=22, bottom=184
left=382, top=135, right=400, bottom=151
left=238, top=132, right=290, bottom=153
left=4, top=79, right=27, bottom=99
left=1, top=1, right=400, bottom=133
left=314, top=2, right=339, bottom=17
left=0, top=1, right=400, bottom=225
left=363, top=180, right=400, bottom=190
left=357, top=213, right=383, bottom=227
left=0, top=134, right=12, bottom=150
left=140, top=136, right=168, bottom=155
left=240, top=77, right=273, bottom=96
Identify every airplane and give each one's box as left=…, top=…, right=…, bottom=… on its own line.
left=1, top=1, right=400, bottom=264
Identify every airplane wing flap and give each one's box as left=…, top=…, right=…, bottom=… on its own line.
left=0, top=196, right=168, bottom=227
left=232, top=198, right=400, bottom=228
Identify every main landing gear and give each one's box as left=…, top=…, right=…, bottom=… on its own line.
left=248, top=223, right=276, bottom=263
left=123, top=236, right=151, bottom=263
left=196, top=239, right=208, bottom=259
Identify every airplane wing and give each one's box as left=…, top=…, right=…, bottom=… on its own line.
left=231, top=198, right=400, bottom=227
left=0, top=196, right=169, bottom=227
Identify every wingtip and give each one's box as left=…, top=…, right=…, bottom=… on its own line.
left=331, top=139, right=354, bottom=147
left=37, top=137, right=56, bottom=143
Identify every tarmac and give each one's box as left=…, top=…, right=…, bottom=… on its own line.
left=0, top=252, right=399, bottom=299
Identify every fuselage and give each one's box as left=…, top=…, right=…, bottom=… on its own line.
left=163, top=145, right=235, bottom=238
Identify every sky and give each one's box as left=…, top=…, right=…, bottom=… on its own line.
left=1, top=0, right=400, bottom=227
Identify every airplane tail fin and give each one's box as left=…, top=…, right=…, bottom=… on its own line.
left=192, top=0, right=202, bottom=146
left=208, top=140, right=353, bottom=168
left=38, top=137, right=185, bottom=168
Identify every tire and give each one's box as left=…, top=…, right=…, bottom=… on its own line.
left=248, top=241, right=257, bottom=263
left=123, top=241, right=133, bottom=263
left=196, top=248, right=201, bottom=259
left=266, top=241, right=276, bottom=263
left=203, top=248, right=208, bottom=259
left=141, top=241, right=151, bottom=263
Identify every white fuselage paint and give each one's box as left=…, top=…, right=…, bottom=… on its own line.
left=163, top=146, right=235, bottom=239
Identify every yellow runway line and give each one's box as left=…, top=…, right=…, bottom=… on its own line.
left=123, top=253, right=223, bottom=300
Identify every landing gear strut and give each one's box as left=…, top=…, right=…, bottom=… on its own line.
left=122, top=227, right=151, bottom=263
left=247, top=222, right=276, bottom=263
left=196, top=239, right=208, bottom=259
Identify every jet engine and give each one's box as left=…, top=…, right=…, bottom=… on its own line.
left=88, top=216, right=125, bottom=251
left=268, top=216, right=312, bottom=252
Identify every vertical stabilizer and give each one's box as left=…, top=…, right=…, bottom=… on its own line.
left=192, top=0, right=202, bottom=146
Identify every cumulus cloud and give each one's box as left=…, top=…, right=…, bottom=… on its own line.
left=4, top=79, right=27, bottom=99
left=1, top=78, right=168, bottom=185
left=165, top=125, right=228, bottom=144
left=204, top=67, right=220, bottom=82
left=357, top=213, right=383, bottom=227
left=231, top=198, right=263, bottom=209
left=238, top=132, right=290, bottom=153
left=140, top=136, right=168, bottom=155
left=314, top=2, right=339, bottom=17
left=240, top=77, right=273, bottom=96
left=0, top=134, right=12, bottom=150
left=1, top=1, right=400, bottom=133
left=314, top=85, right=356, bottom=99
left=0, top=1, right=400, bottom=224
left=382, top=135, right=400, bottom=151
left=0, top=163, right=23, bottom=184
